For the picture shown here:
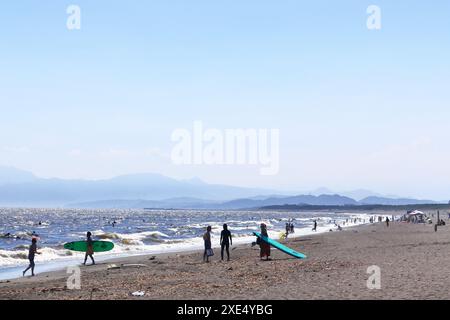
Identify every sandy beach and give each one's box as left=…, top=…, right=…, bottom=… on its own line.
left=1, top=219, right=450, bottom=300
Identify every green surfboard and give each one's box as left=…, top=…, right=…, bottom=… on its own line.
left=64, top=240, right=114, bottom=252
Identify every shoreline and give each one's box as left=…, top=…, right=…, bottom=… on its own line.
left=3, top=219, right=450, bottom=299
left=0, top=216, right=372, bottom=281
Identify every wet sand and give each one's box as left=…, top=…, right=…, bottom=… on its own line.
left=1, top=220, right=450, bottom=300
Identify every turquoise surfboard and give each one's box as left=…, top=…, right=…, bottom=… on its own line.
left=253, top=232, right=307, bottom=259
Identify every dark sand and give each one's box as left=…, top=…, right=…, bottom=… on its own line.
left=1, top=220, right=450, bottom=300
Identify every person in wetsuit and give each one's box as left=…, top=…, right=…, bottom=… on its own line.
left=83, top=231, right=95, bottom=265
left=23, top=237, right=40, bottom=277
left=220, top=224, right=233, bottom=261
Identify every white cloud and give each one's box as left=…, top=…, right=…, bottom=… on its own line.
left=2, top=146, right=31, bottom=153
left=145, top=147, right=170, bottom=159
left=68, top=149, right=82, bottom=156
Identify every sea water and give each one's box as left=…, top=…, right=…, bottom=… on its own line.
left=0, top=208, right=376, bottom=280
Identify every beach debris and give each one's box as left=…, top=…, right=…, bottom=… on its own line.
left=149, top=256, right=156, bottom=260
left=121, top=263, right=147, bottom=268
left=131, top=290, right=145, bottom=296
left=107, top=264, right=120, bottom=270
left=40, top=287, right=66, bottom=292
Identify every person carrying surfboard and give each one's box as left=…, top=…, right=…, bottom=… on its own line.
left=83, top=231, right=95, bottom=265
left=22, top=237, right=41, bottom=277
left=258, top=223, right=271, bottom=261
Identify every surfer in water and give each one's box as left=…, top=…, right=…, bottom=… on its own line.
left=259, top=223, right=271, bottom=261
left=83, top=231, right=95, bottom=265
left=23, top=237, right=41, bottom=277
left=220, top=224, right=233, bottom=261
left=203, top=226, right=212, bottom=263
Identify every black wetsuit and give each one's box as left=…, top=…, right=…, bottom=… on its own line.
left=28, top=243, right=36, bottom=267
left=23, top=243, right=37, bottom=276
left=220, top=230, right=232, bottom=260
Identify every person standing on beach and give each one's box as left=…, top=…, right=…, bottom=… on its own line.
left=258, top=223, right=271, bottom=261
left=203, top=226, right=212, bottom=263
left=312, top=220, right=317, bottom=232
left=23, top=237, right=41, bottom=277
left=386, top=217, right=390, bottom=227
left=220, top=224, right=232, bottom=261
left=83, top=231, right=95, bottom=265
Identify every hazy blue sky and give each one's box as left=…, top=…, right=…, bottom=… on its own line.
left=1, top=1, right=449, bottom=199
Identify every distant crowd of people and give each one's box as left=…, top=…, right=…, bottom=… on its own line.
left=368, top=215, right=394, bottom=225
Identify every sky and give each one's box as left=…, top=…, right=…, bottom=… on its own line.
left=0, top=1, right=449, bottom=200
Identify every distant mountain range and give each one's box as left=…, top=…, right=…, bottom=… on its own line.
left=358, top=196, right=438, bottom=206
left=0, top=166, right=443, bottom=209
left=68, top=194, right=441, bottom=210
left=308, top=187, right=396, bottom=201
left=0, top=166, right=278, bottom=207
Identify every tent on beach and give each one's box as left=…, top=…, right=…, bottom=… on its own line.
left=400, top=210, right=427, bottom=223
